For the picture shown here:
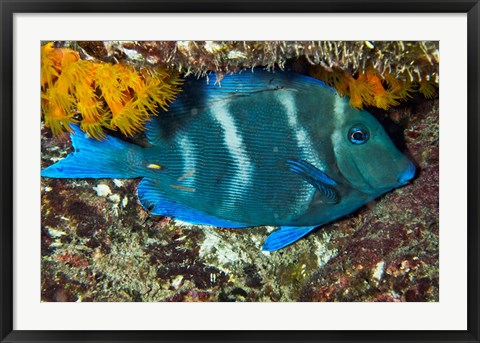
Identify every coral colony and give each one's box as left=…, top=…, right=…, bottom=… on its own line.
left=41, top=42, right=182, bottom=139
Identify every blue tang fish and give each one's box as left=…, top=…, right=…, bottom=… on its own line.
left=42, top=70, right=416, bottom=251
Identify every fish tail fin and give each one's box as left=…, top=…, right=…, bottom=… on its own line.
left=42, top=125, right=144, bottom=179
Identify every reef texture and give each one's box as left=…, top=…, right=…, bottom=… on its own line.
left=71, top=41, right=438, bottom=84
left=41, top=41, right=438, bottom=302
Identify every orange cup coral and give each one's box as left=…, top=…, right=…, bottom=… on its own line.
left=312, top=65, right=437, bottom=110
left=41, top=42, right=182, bottom=139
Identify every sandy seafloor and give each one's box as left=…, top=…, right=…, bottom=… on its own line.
left=40, top=89, right=439, bottom=302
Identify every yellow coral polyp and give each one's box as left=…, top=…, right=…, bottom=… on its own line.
left=118, top=66, right=144, bottom=92
left=80, top=116, right=109, bottom=140
left=44, top=86, right=75, bottom=116
left=95, top=64, right=129, bottom=105
left=313, top=65, right=434, bottom=110
left=348, top=76, right=374, bottom=109
left=42, top=90, right=77, bottom=136
left=384, top=72, right=414, bottom=100
left=76, top=97, right=103, bottom=122
left=109, top=101, right=150, bottom=137
left=348, top=92, right=363, bottom=109
left=44, top=105, right=76, bottom=136
left=41, top=42, right=182, bottom=139
left=419, top=80, right=437, bottom=99
left=41, top=43, right=59, bottom=89
left=62, top=61, right=95, bottom=89
left=135, top=79, right=169, bottom=113
left=41, top=42, right=80, bottom=89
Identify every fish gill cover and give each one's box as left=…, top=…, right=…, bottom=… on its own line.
left=41, top=41, right=438, bottom=302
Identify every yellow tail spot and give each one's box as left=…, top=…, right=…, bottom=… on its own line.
left=147, top=163, right=163, bottom=170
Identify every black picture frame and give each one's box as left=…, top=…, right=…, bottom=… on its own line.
left=1, top=1, right=479, bottom=342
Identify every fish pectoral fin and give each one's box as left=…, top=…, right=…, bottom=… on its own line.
left=286, top=159, right=340, bottom=204
left=137, top=178, right=247, bottom=228
left=262, top=226, right=318, bottom=251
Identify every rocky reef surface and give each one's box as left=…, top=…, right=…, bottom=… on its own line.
left=40, top=97, right=438, bottom=302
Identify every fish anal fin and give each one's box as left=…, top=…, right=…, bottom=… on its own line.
left=262, top=226, right=318, bottom=251
left=137, top=178, right=247, bottom=228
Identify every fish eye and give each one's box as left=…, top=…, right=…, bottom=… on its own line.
left=348, top=126, right=370, bottom=145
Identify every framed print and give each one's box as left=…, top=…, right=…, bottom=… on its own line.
left=1, top=1, right=479, bottom=343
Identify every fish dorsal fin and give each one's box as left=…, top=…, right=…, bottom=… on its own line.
left=262, top=226, right=318, bottom=251
left=166, top=69, right=332, bottom=115
left=203, top=69, right=330, bottom=94
left=286, top=159, right=340, bottom=204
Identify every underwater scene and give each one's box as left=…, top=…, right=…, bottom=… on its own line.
left=41, top=41, right=439, bottom=302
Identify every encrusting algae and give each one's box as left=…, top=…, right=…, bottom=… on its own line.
left=41, top=42, right=183, bottom=139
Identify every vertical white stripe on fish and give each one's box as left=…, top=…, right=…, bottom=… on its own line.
left=331, top=94, right=348, bottom=147
left=176, top=134, right=196, bottom=188
left=275, top=91, right=328, bottom=215
left=333, top=94, right=347, bottom=126
left=210, top=101, right=253, bottom=200
left=275, top=92, right=326, bottom=171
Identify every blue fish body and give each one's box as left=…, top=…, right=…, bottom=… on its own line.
left=42, top=70, right=416, bottom=251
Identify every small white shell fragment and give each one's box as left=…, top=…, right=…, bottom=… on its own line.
left=47, top=227, right=66, bottom=238
left=50, top=239, right=63, bottom=248
left=108, top=194, right=121, bottom=203
left=113, top=179, right=124, bottom=187
left=171, top=275, right=184, bottom=290
left=373, top=261, right=385, bottom=281
left=227, top=50, right=247, bottom=60
left=204, top=41, right=224, bottom=53
left=93, top=183, right=111, bottom=197
left=122, top=48, right=143, bottom=61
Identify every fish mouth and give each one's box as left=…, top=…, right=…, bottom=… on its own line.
left=349, top=153, right=416, bottom=194
left=346, top=153, right=377, bottom=194
left=396, top=161, right=416, bottom=186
